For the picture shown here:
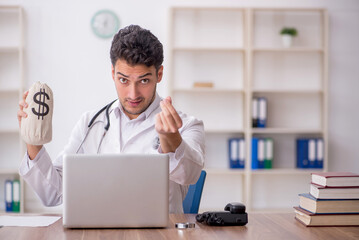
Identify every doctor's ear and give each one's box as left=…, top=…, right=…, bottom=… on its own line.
left=111, top=64, right=115, bottom=81
left=156, top=66, right=163, bottom=83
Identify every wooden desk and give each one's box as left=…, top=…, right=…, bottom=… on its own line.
left=1, top=213, right=359, bottom=240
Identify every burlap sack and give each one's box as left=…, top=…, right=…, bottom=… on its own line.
left=21, top=82, right=54, bottom=145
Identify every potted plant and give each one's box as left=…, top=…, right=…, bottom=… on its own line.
left=280, top=27, right=298, bottom=48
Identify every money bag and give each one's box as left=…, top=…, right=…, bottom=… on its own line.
left=21, top=82, right=54, bottom=145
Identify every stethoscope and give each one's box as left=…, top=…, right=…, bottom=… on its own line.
left=75, top=99, right=117, bottom=153
left=75, top=99, right=160, bottom=154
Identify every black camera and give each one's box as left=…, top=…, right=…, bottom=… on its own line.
left=196, top=202, right=248, bottom=226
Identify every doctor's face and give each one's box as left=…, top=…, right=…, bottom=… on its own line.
left=112, top=59, right=163, bottom=120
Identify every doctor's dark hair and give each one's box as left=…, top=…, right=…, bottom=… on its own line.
left=110, top=25, right=164, bottom=71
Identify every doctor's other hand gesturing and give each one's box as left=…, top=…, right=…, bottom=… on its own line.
left=155, top=96, right=183, bottom=153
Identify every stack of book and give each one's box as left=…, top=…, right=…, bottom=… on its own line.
left=294, top=172, right=359, bottom=226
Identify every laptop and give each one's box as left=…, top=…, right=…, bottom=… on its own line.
left=62, top=154, right=169, bottom=228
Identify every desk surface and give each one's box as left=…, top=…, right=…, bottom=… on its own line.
left=1, top=213, right=359, bottom=240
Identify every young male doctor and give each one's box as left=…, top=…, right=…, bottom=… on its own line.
left=17, top=25, right=205, bottom=213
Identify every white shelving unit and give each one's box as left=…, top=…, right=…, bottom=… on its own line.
left=0, top=6, right=25, bottom=213
left=169, top=7, right=328, bottom=212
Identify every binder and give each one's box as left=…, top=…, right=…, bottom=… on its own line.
left=239, top=139, right=245, bottom=169
left=5, top=180, right=13, bottom=212
left=296, top=139, right=309, bottom=168
left=251, top=138, right=259, bottom=169
left=316, top=138, right=324, bottom=169
left=252, top=98, right=258, bottom=128
left=229, top=138, right=239, bottom=168
left=258, top=139, right=265, bottom=169
left=308, top=139, right=316, bottom=168
left=264, top=138, right=273, bottom=169
left=12, top=180, right=20, bottom=212
left=258, top=97, right=267, bottom=128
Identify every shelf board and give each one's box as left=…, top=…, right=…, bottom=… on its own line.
left=252, top=89, right=323, bottom=94
left=172, top=88, right=244, bottom=94
left=0, top=169, right=19, bottom=175
left=204, top=168, right=245, bottom=175
left=252, top=7, right=325, bottom=12
left=0, top=46, right=21, bottom=53
left=250, top=168, right=318, bottom=175
left=252, top=47, right=323, bottom=53
left=0, top=128, right=19, bottom=134
left=252, top=128, right=323, bottom=134
left=205, top=129, right=244, bottom=134
left=0, top=88, right=20, bottom=93
left=173, top=47, right=245, bottom=52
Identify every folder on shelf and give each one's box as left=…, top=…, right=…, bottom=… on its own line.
left=308, top=139, right=316, bottom=168
left=316, top=138, right=324, bottom=169
left=12, top=179, right=20, bottom=212
left=258, top=97, right=267, bottom=128
left=258, top=139, right=265, bottom=169
left=5, top=180, right=13, bottom=212
left=297, top=139, right=309, bottom=168
left=239, top=138, right=245, bottom=169
left=228, top=138, right=239, bottom=168
left=264, top=138, right=273, bottom=169
left=252, top=138, right=259, bottom=169
left=252, top=98, right=258, bottom=128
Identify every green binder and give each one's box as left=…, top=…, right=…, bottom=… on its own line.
left=264, top=138, right=273, bottom=169
left=12, top=179, right=20, bottom=212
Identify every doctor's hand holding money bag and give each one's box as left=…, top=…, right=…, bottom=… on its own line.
left=18, top=82, right=53, bottom=159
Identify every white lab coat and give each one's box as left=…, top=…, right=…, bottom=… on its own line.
left=19, top=94, right=205, bottom=213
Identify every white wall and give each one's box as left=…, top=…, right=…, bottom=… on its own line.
left=1, top=0, right=358, bottom=175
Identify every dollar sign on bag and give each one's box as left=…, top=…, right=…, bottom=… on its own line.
left=32, top=88, right=50, bottom=120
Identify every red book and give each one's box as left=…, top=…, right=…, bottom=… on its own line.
left=311, top=172, right=359, bottom=187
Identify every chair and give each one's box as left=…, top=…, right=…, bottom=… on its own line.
left=182, top=170, right=207, bottom=214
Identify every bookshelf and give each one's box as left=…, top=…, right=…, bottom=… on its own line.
left=168, top=7, right=328, bottom=212
left=0, top=6, right=24, bottom=213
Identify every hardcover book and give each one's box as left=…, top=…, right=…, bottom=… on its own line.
left=299, top=193, right=359, bottom=213
left=294, top=206, right=359, bottom=226
left=310, top=183, right=359, bottom=199
left=311, top=172, right=359, bottom=187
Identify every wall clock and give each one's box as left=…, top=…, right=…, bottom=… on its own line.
left=91, top=10, right=120, bottom=39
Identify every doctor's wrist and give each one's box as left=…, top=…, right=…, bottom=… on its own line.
left=27, top=144, right=43, bottom=160
left=158, top=132, right=182, bottom=153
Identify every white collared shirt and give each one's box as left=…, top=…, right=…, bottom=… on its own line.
left=19, top=93, right=205, bottom=213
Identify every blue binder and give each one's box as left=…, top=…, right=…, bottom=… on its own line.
left=257, top=97, right=267, bottom=128
left=238, top=138, right=245, bottom=169
left=316, top=138, right=324, bottom=169
left=257, top=138, right=265, bottom=169
left=296, top=139, right=309, bottom=168
left=5, top=180, right=13, bottom=212
left=308, top=139, right=316, bottom=168
left=228, top=138, right=239, bottom=168
left=252, top=138, right=259, bottom=169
